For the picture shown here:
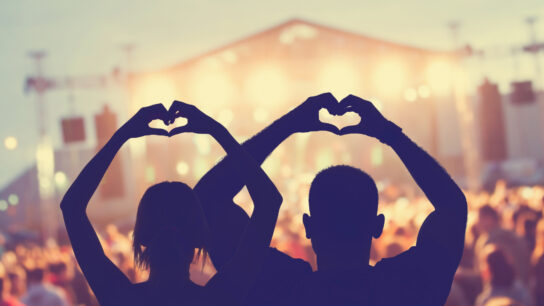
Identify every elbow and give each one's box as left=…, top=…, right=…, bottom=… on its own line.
left=455, top=192, right=468, bottom=225
left=59, top=199, right=68, bottom=212
left=59, top=196, right=84, bottom=216
left=271, top=191, right=283, bottom=209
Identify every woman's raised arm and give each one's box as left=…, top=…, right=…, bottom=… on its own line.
left=60, top=104, right=170, bottom=303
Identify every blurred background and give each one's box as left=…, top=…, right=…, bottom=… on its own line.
left=1, top=1, right=544, bottom=305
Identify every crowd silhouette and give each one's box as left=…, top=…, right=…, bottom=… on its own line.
left=6, top=93, right=476, bottom=305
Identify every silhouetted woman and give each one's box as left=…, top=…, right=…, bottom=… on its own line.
left=60, top=102, right=282, bottom=305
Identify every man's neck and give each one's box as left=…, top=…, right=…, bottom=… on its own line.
left=316, top=248, right=371, bottom=272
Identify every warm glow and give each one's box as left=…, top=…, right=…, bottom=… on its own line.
left=176, top=161, right=190, bottom=176
left=217, top=109, right=234, bottom=127
left=418, top=85, right=431, bottom=98
left=244, top=65, right=287, bottom=106
left=54, top=171, right=68, bottom=188
left=133, top=74, right=178, bottom=110
left=425, top=59, right=454, bottom=96
left=253, top=108, right=269, bottom=123
left=404, top=88, right=417, bottom=102
left=317, top=59, right=360, bottom=98
left=373, top=60, right=406, bottom=96
left=190, top=68, right=235, bottom=110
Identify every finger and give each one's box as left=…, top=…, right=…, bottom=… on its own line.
left=168, top=126, right=191, bottom=137
left=318, top=123, right=340, bottom=134
left=146, top=128, right=169, bottom=136
left=170, top=101, right=197, bottom=121
left=144, top=103, right=170, bottom=124
left=338, top=125, right=362, bottom=135
left=314, top=92, right=336, bottom=102
left=170, top=100, right=190, bottom=114
left=339, top=96, right=373, bottom=115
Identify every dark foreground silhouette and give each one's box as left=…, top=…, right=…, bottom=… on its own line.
left=60, top=102, right=283, bottom=305
left=194, top=93, right=468, bottom=305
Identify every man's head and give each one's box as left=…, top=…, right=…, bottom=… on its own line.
left=303, top=165, right=384, bottom=257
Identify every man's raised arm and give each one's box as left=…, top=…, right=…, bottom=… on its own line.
left=194, top=93, right=340, bottom=267
left=339, top=95, right=467, bottom=261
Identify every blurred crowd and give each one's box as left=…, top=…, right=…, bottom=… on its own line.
left=0, top=180, right=543, bottom=306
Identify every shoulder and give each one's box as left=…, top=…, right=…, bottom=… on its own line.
left=265, top=247, right=313, bottom=273
left=374, top=247, right=456, bottom=305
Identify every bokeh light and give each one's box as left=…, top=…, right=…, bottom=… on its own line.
left=404, top=88, right=417, bottom=102
left=54, top=171, right=68, bottom=188
left=4, top=136, right=18, bottom=150
left=176, top=161, right=190, bottom=176
left=8, top=194, right=19, bottom=205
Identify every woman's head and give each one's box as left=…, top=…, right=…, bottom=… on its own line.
left=132, top=182, right=208, bottom=270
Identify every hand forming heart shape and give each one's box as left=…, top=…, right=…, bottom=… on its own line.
left=318, top=107, right=361, bottom=131
left=145, top=101, right=208, bottom=137
left=142, top=94, right=380, bottom=139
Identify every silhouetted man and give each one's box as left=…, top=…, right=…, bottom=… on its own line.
left=194, top=93, right=468, bottom=305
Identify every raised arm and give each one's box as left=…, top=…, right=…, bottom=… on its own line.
left=339, top=95, right=467, bottom=261
left=193, top=93, right=339, bottom=267
left=168, top=101, right=283, bottom=305
left=60, top=104, right=170, bottom=303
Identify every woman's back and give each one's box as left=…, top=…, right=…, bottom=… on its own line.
left=117, top=281, right=209, bottom=306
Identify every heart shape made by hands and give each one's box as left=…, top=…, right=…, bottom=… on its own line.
left=148, top=114, right=188, bottom=133
left=319, top=107, right=361, bottom=131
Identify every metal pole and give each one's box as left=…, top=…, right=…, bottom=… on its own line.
left=28, top=51, right=57, bottom=242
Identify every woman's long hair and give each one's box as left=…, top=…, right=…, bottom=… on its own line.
left=132, top=182, right=209, bottom=272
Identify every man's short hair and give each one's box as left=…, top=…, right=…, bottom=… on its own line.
left=309, top=165, right=379, bottom=239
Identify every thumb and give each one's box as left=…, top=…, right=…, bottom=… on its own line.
left=146, top=128, right=169, bottom=137
left=168, top=126, right=190, bottom=137
left=318, top=122, right=340, bottom=134
left=338, top=125, right=362, bottom=135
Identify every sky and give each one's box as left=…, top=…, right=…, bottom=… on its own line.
left=0, top=0, right=543, bottom=188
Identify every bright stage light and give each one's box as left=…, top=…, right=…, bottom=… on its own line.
left=425, top=59, right=454, bottom=96
left=317, top=59, right=360, bottom=98
left=133, top=74, right=178, bottom=109
left=418, top=85, right=431, bottom=98
left=176, top=161, right=189, bottom=176
left=404, top=88, right=417, bottom=102
left=191, top=70, right=235, bottom=109
left=373, top=60, right=406, bottom=96
left=244, top=65, right=287, bottom=106
left=54, top=171, right=67, bottom=188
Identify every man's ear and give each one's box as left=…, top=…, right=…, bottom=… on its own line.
left=303, top=213, right=312, bottom=239
left=372, top=214, right=385, bottom=239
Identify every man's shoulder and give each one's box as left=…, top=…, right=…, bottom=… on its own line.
left=265, top=247, right=313, bottom=275
left=375, top=247, right=418, bottom=270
